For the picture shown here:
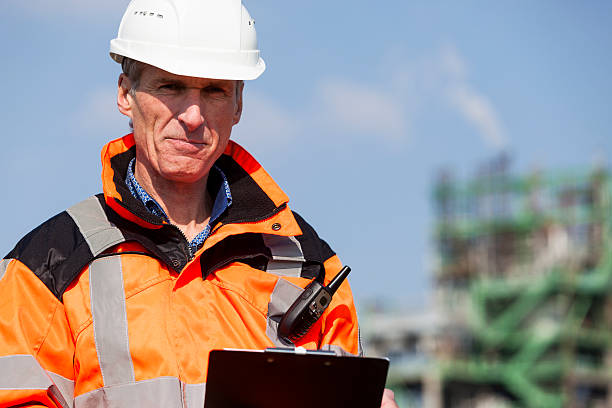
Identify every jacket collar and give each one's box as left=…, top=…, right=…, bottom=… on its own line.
left=100, top=134, right=302, bottom=243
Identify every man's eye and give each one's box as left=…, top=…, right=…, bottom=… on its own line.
left=159, top=84, right=180, bottom=91
left=204, top=86, right=225, bottom=94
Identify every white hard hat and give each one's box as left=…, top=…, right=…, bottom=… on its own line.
left=110, top=0, right=265, bottom=80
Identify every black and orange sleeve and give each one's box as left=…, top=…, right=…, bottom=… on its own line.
left=0, top=258, right=75, bottom=408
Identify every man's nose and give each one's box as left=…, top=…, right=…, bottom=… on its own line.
left=178, top=94, right=205, bottom=132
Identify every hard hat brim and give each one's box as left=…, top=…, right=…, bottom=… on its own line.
left=110, top=39, right=266, bottom=81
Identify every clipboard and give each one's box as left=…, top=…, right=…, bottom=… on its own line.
left=204, top=348, right=389, bottom=408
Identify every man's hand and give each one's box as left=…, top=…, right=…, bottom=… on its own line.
left=381, top=388, right=399, bottom=408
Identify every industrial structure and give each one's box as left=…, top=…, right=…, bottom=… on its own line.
left=362, top=158, right=612, bottom=407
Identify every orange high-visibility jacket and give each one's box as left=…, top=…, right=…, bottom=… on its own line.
left=0, top=134, right=361, bottom=407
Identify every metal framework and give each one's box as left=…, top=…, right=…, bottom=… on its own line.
left=431, top=160, right=611, bottom=407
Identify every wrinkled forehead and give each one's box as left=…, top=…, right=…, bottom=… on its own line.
left=132, top=63, right=243, bottom=93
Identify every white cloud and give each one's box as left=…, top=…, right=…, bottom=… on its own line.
left=315, top=80, right=408, bottom=142
left=439, top=45, right=468, bottom=81
left=236, top=80, right=410, bottom=152
left=440, top=46, right=507, bottom=149
left=449, top=85, right=507, bottom=149
left=386, top=44, right=508, bottom=150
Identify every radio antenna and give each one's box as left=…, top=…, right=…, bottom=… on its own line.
left=325, top=266, right=351, bottom=295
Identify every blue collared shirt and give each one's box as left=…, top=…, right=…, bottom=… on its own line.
left=126, top=158, right=232, bottom=256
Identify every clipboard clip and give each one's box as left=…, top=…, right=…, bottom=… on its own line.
left=265, top=347, right=337, bottom=356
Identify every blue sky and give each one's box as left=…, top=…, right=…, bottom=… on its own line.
left=1, top=1, right=610, bottom=310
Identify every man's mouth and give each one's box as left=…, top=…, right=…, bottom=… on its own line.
left=166, top=138, right=210, bottom=150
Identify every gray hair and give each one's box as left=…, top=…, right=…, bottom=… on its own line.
left=121, top=57, right=145, bottom=95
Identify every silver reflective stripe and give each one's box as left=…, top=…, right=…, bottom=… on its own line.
left=89, top=256, right=135, bottom=386
left=0, top=258, right=12, bottom=281
left=48, top=371, right=75, bottom=408
left=266, top=260, right=303, bottom=278
left=0, top=355, right=73, bottom=408
left=266, top=278, right=304, bottom=346
left=262, top=235, right=305, bottom=262
left=183, top=382, right=206, bottom=408
left=74, top=376, right=182, bottom=408
left=263, top=235, right=305, bottom=277
left=320, top=344, right=360, bottom=357
left=0, top=354, right=52, bottom=390
left=67, top=196, right=125, bottom=256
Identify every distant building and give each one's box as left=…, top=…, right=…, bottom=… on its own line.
left=360, top=308, right=441, bottom=407
left=361, top=158, right=612, bottom=407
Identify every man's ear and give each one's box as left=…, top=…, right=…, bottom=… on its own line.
left=232, top=80, right=244, bottom=125
left=117, top=74, right=134, bottom=119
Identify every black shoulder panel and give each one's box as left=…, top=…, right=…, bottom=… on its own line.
left=6, top=211, right=94, bottom=300
left=292, top=211, right=337, bottom=279
left=198, top=212, right=336, bottom=281
left=199, top=233, right=271, bottom=279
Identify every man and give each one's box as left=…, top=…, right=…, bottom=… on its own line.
left=0, top=1, right=397, bottom=407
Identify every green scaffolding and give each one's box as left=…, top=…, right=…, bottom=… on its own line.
left=433, top=167, right=611, bottom=407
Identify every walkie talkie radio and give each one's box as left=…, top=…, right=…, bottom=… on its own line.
left=278, top=266, right=351, bottom=344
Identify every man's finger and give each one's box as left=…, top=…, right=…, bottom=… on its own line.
left=381, top=388, right=399, bottom=408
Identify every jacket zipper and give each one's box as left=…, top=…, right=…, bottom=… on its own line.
left=171, top=224, right=194, bottom=260
left=116, top=199, right=194, bottom=263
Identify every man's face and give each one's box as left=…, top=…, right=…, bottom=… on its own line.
left=117, top=64, right=243, bottom=185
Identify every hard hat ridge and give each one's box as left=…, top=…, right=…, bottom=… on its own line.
left=110, top=0, right=265, bottom=80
